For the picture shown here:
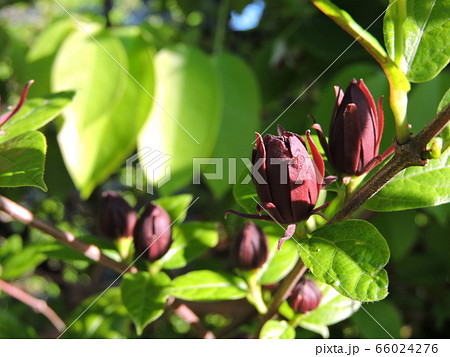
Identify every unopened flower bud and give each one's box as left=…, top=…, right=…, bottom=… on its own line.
left=99, top=191, right=137, bottom=240
left=233, top=222, right=268, bottom=270
left=288, top=278, right=322, bottom=314
left=225, top=126, right=331, bottom=249
left=133, top=203, right=172, bottom=262
left=314, top=78, right=385, bottom=176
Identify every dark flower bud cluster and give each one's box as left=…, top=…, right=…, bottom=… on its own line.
left=98, top=192, right=173, bottom=262
left=226, top=79, right=387, bottom=249
left=99, top=191, right=137, bottom=240
left=232, top=221, right=269, bottom=270
left=133, top=202, right=173, bottom=262
left=288, top=278, right=322, bottom=314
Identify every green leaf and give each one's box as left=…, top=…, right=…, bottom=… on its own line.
left=258, top=234, right=298, bottom=285
left=280, top=280, right=361, bottom=338
left=365, top=149, right=450, bottom=211
left=384, top=0, right=450, bottom=83
left=121, top=271, right=171, bottom=335
left=312, top=0, right=409, bottom=92
left=65, top=287, right=130, bottom=338
left=233, top=165, right=257, bottom=214
left=298, top=220, right=390, bottom=302
left=0, top=91, right=74, bottom=144
left=0, top=245, right=47, bottom=279
left=259, top=320, right=295, bottom=339
left=160, top=222, right=219, bottom=270
left=0, top=234, right=22, bottom=259
left=0, top=131, right=47, bottom=190
left=167, top=270, right=248, bottom=301
left=205, top=52, right=260, bottom=198
left=25, top=17, right=76, bottom=97
left=437, top=87, right=450, bottom=113
left=153, top=194, right=193, bottom=223
left=53, top=26, right=155, bottom=198
left=138, top=44, right=222, bottom=194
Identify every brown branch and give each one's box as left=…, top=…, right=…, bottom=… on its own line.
left=0, top=195, right=136, bottom=274
left=260, top=260, right=307, bottom=326
left=0, top=278, right=66, bottom=332
left=257, top=104, right=450, bottom=333
left=169, top=298, right=216, bottom=339
left=331, top=103, right=450, bottom=222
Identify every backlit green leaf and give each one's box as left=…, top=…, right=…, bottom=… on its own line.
left=259, top=320, right=295, bottom=339
left=53, top=26, right=155, bottom=198
left=384, top=0, right=450, bottom=82
left=138, top=44, right=222, bottom=194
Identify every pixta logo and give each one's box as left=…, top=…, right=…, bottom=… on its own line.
left=126, top=147, right=171, bottom=194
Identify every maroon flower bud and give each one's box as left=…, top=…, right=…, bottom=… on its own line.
left=314, top=78, right=385, bottom=176
left=133, top=203, right=172, bottom=262
left=232, top=222, right=269, bottom=270
left=288, top=278, right=322, bottom=314
left=225, top=126, right=330, bottom=249
left=99, top=191, right=137, bottom=240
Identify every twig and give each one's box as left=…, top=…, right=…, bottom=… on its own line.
left=169, top=298, right=216, bottom=339
left=0, top=195, right=215, bottom=338
left=260, top=260, right=307, bottom=325
left=0, top=278, right=66, bottom=332
left=331, top=103, right=450, bottom=222
left=0, top=195, right=136, bottom=274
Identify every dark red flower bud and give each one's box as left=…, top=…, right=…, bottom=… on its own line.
left=133, top=203, right=172, bottom=262
left=232, top=222, right=269, bottom=270
left=225, top=126, right=330, bottom=249
left=251, top=127, right=325, bottom=224
left=314, top=78, right=385, bottom=176
left=99, top=191, right=137, bottom=240
left=288, top=278, right=322, bottom=314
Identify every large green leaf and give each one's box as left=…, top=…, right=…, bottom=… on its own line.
left=384, top=0, right=450, bottom=82
left=0, top=131, right=47, bottom=190
left=25, top=17, right=76, bottom=97
left=365, top=150, right=450, bottom=211
left=160, top=222, right=219, bottom=270
left=121, top=271, right=171, bottom=335
left=52, top=26, right=155, bottom=198
left=138, top=44, right=222, bottom=194
left=298, top=220, right=390, bottom=302
left=259, top=320, right=295, bottom=339
left=280, top=280, right=360, bottom=338
left=258, top=234, right=298, bottom=285
left=0, top=91, right=74, bottom=144
left=167, top=270, right=248, bottom=301
left=205, top=52, right=260, bottom=198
